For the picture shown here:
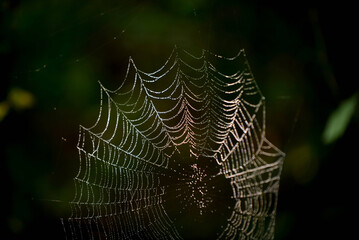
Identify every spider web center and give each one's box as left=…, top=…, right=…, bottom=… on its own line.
left=162, top=145, right=234, bottom=239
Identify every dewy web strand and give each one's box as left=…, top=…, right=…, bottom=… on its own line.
left=61, top=46, right=285, bottom=240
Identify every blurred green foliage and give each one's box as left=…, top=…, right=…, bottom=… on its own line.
left=322, top=93, right=357, bottom=144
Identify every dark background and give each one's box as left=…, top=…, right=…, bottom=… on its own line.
left=1, top=0, right=358, bottom=239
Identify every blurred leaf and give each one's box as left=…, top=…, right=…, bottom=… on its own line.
left=0, top=101, right=10, bottom=121
left=8, top=88, right=35, bottom=110
left=323, top=93, right=357, bottom=144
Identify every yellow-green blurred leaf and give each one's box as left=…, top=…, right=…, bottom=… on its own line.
left=0, top=101, right=10, bottom=121
left=322, top=93, right=357, bottom=144
left=8, top=88, right=35, bottom=110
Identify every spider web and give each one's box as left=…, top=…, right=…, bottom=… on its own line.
left=60, top=46, right=285, bottom=239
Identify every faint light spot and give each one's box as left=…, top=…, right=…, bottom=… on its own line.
left=286, top=144, right=318, bottom=184
left=8, top=217, right=23, bottom=234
